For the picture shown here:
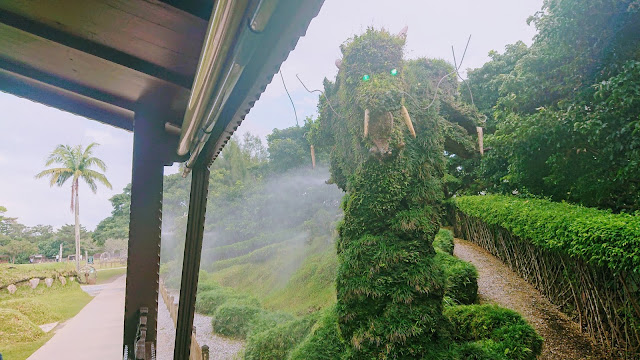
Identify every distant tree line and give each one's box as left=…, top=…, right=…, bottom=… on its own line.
left=455, top=0, right=640, bottom=212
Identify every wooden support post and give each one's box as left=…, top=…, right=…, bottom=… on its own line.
left=174, top=162, right=210, bottom=359
left=123, top=91, right=181, bottom=357
left=310, top=145, right=316, bottom=169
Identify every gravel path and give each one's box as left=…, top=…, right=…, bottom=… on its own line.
left=454, top=238, right=605, bottom=360
left=157, top=291, right=244, bottom=360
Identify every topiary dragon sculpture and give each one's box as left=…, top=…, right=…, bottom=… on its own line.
left=307, top=28, right=539, bottom=358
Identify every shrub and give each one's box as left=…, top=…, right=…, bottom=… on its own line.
left=289, top=306, right=346, bottom=360
left=434, top=228, right=455, bottom=254
left=445, top=304, right=543, bottom=360
left=0, top=308, right=44, bottom=344
left=244, top=312, right=320, bottom=360
left=249, top=310, right=295, bottom=336
left=455, top=195, right=640, bottom=273
left=435, top=251, right=478, bottom=305
left=211, top=302, right=262, bottom=338
left=195, top=288, right=259, bottom=315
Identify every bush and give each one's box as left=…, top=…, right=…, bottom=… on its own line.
left=445, top=304, right=543, bottom=360
left=195, top=288, right=259, bottom=315
left=0, top=308, right=44, bottom=344
left=211, top=302, right=262, bottom=338
left=434, top=228, right=455, bottom=254
left=289, top=306, right=346, bottom=360
left=435, top=251, right=478, bottom=305
left=244, top=312, right=320, bottom=360
left=248, top=310, right=296, bottom=336
left=455, top=195, right=640, bottom=273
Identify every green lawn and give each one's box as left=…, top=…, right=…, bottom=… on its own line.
left=96, top=267, right=127, bottom=284
left=0, top=280, right=92, bottom=360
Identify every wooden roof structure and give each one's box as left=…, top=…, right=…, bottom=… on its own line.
left=0, top=0, right=324, bottom=358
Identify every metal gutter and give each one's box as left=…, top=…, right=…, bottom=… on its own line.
left=177, top=0, right=251, bottom=157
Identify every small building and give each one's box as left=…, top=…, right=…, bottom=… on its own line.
left=29, top=254, right=45, bottom=263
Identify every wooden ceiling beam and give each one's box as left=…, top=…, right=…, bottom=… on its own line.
left=0, top=8, right=194, bottom=89
left=0, top=67, right=134, bottom=131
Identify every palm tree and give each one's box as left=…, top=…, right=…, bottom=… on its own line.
left=36, top=143, right=112, bottom=271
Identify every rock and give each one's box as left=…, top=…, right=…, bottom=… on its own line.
left=69, top=276, right=75, bottom=282
left=7, top=284, right=17, bottom=294
left=29, top=278, right=40, bottom=289
left=59, top=276, right=67, bottom=286
left=45, top=278, right=54, bottom=287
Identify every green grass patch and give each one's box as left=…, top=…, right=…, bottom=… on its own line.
left=0, top=263, right=75, bottom=288
left=0, top=281, right=92, bottom=359
left=0, top=333, right=54, bottom=360
left=95, top=267, right=127, bottom=284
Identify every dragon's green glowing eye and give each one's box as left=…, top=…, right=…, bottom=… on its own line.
left=362, top=74, right=370, bottom=81
left=390, top=68, right=398, bottom=76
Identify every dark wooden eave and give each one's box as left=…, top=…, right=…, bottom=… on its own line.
left=0, top=0, right=208, bottom=131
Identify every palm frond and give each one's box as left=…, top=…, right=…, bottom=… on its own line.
left=82, top=169, right=112, bottom=192
left=85, top=156, right=107, bottom=172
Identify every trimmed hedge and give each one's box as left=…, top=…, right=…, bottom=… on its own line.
left=244, top=312, right=321, bottom=360
left=454, top=195, right=640, bottom=357
left=434, top=228, right=455, bottom=255
left=445, top=304, right=543, bottom=360
left=211, top=302, right=262, bottom=339
left=435, top=251, right=478, bottom=305
left=195, top=287, right=259, bottom=316
left=455, top=195, right=640, bottom=274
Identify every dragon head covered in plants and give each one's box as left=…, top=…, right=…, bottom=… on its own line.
left=309, top=28, right=485, bottom=357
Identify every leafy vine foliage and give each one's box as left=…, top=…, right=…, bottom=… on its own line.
left=311, top=28, right=482, bottom=357
left=464, top=0, right=640, bottom=212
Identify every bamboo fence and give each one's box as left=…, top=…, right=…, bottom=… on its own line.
left=453, top=210, right=640, bottom=359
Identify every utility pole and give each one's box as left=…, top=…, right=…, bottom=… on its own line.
left=59, top=242, right=63, bottom=262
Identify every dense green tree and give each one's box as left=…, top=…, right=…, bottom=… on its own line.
left=266, top=124, right=312, bottom=172
left=35, top=143, right=112, bottom=270
left=464, top=0, right=640, bottom=211
left=93, top=185, right=131, bottom=245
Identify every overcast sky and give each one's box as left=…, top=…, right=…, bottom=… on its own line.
left=0, top=0, right=543, bottom=230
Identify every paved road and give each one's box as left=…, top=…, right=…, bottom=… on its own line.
left=28, top=275, right=125, bottom=360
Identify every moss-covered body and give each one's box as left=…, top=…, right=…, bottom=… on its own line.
left=311, top=28, right=483, bottom=357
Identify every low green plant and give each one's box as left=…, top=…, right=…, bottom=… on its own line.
left=455, top=195, right=640, bottom=273
left=211, top=302, right=262, bottom=339
left=244, top=312, right=320, bottom=360
left=434, top=228, right=455, bottom=255
left=248, top=310, right=295, bottom=336
left=445, top=304, right=543, bottom=360
left=288, top=306, right=346, bottom=360
left=435, top=251, right=478, bottom=305
left=196, top=287, right=259, bottom=316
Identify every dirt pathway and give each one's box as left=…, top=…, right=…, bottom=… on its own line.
left=454, top=238, right=605, bottom=360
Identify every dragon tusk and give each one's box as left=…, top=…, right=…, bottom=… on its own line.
left=476, top=126, right=484, bottom=156
left=364, top=109, right=370, bottom=137
left=400, top=105, right=416, bottom=138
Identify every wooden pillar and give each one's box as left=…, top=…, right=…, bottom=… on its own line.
left=174, top=162, right=210, bottom=359
left=123, top=95, right=178, bottom=358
